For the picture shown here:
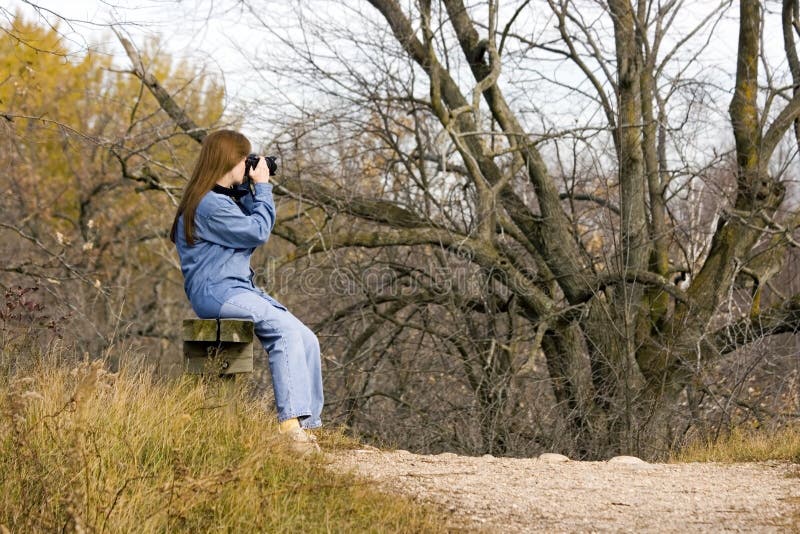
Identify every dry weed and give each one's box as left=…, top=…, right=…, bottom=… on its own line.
left=0, top=349, right=446, bottom=532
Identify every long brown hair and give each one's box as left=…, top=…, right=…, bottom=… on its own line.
left=170, top=130, right=251, bottom=245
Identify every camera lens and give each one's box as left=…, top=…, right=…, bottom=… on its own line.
left=265, top=156, right=278, bottom=175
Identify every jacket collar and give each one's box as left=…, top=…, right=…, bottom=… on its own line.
left=212, top=184, right=249, bottom=200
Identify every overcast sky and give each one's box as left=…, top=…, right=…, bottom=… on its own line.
left=7, top=1, right=315, bottom=141
left=7, top=1, right=762, bottom=85
left=4, top=0, right=791, bottom=158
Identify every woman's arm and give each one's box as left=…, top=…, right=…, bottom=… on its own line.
left=238, top=155, right=271, bottom=215
left=235, top=182, right=256, bottom=214
left=198, top=182, right=276, bottom=249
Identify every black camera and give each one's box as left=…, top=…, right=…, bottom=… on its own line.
left=244, top=153, right=278, bottom=179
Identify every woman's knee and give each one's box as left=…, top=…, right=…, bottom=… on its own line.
left=273, top=319, right=319, bottom=354
left=261, top=316, right=306, bottom=342
left=301, top=325, right=320, bottom=351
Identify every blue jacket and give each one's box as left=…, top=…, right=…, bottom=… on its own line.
left=174, top=181, right=287, bottom=318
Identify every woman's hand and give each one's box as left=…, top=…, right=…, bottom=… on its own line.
left=250, top=156, right=271, bottom=184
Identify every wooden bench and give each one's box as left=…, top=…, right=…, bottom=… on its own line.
left=183, top=318, right=255, bottom=414
left=183, top=318, right=255, bottom=374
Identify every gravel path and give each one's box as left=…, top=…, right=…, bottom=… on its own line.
left=330, top=449, right=800, bottom=532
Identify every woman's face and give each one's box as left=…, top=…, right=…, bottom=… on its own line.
left=228, top=157, right=247, bottom=186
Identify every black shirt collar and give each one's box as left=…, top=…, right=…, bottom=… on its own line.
left=212, top=184, right=249, bottom=199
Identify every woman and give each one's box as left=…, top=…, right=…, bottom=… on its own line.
left=171, top=130, right=323, bottom=454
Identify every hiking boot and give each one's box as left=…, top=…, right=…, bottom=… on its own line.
left=278, top=426, right=322, bottom=456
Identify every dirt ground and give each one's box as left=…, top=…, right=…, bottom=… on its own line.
left=329, top=448, right=800, bottom=532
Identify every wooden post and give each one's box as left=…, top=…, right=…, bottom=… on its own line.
left=183, top=318, right=255, bottom=416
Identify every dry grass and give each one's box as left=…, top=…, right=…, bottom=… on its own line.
left=0, top=348, right=447, bottom=533
left=671, top=426, right=800, bottom=464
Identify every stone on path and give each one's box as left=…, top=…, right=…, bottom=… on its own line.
left=608, top=455, right=654, bottom=469
left=538, top=453, right=571, bottom=463
left=608, top=455, right=647, bottom=464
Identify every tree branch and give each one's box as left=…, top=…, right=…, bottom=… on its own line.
left=115, top=30, right=207, bottom=143
left=713, top=294, right=800, bottom=354
left=577, top=270, right=690, bottom=305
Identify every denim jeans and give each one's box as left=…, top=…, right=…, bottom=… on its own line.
left=218, top=290, right=323, bottom=429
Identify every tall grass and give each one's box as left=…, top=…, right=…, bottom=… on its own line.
left=0, top=347, right=446, bottom=532
left=672, top=426, right=800, bottom=464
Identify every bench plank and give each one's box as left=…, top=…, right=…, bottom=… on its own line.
left=183, top=319, right=254, bottom=342
left=183, top=318, right=255, bottom=375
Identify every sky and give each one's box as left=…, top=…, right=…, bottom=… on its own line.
left=6, top=1, right=779, bottom=100
left=6, top=0, right=320, bottom=142
left=3, top=0, right=793, bottom=164
left=6, top=1, right=758, bottom=91
left=8, top=4, right=265, bottom=81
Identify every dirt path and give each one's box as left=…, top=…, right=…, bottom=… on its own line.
left=330, top=449, right=800, bottom=532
